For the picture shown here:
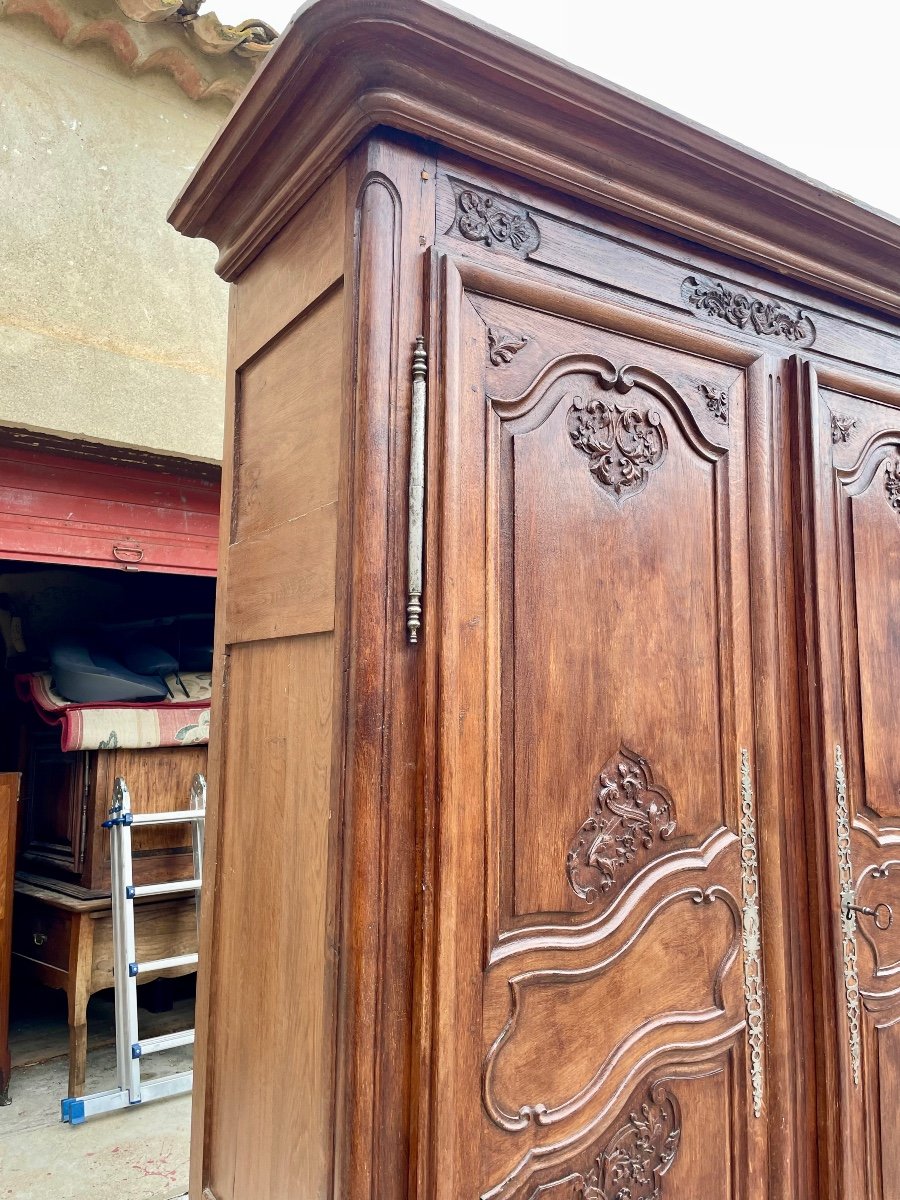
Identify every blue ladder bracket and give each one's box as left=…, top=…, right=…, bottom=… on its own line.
left=131, top=1043, right=142, bottom=1059
left=61, top=1097, right=85, bottom=1125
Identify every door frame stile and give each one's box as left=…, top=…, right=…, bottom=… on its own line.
left=789, top=354, right=847, bottom=1200
left=745, top=353, right=817, bottom=1198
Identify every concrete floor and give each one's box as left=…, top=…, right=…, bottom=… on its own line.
left=1, top=987, right=193, bottom=1200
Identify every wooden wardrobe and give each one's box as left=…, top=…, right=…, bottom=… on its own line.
left=169, top=3, right=900, bottom=1197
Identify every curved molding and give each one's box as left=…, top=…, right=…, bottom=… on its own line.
left=489, top=353, right=726, bottom=466
left=482, top=886, right=741, bottom=1132
left=835, top=428, right=900, bottom=495
left=525, top=1081, right=682, bottom=1200
left=481, top=1039, right=740, bottom=1200
left=492, top=825, right=735, bottom=963
left=169, top=0, right=900, bottom=307
left=855, top=859, right=900, bottom=979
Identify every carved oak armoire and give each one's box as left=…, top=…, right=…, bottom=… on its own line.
left=169, top=3, right=900, bottom=1198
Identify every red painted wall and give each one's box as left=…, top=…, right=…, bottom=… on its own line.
left=0, top=447, right=219, bottom=575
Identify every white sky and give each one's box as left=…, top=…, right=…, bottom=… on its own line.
left=220, top=0, right=900, bottom=222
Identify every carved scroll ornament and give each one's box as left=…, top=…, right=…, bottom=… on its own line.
left=566, top=396, right=667, bottom=503
left=885, top=459, right=900, bottom=513
left=682, top=274, right=816, bottom=345
left=567, top=747, right=676, bottom=904
left=451, top=182, right=540, bottom=254
left=529, top=1084, right=682, bottom=1200
left=699, top=382, right=728, bottom=423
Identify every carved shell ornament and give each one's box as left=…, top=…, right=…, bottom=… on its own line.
left=567, top=747, right=677, bottom=904
left=530, top=1083, right=682, bottom=1200
left=566, top=393, right=667, bottom=503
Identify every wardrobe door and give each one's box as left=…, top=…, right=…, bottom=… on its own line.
left=424, top=255, right=791, bottom=1200
left=798, top=362, right=900, bottom=1200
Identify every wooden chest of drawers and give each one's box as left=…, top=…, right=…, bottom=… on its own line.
left=18, top=730, right=207, bottom=893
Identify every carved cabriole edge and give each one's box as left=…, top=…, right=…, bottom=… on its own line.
left=525, top=1081, right=682, bottom=1200
left=834, top=427, right=900, bottom=522
left=489, top=354, right=726, bottom=468
left=482, top=886, right=742, bottom=1134
left=481, top=1061, right=728, bottom=1200
left=491, top=826, right=733, bottom=962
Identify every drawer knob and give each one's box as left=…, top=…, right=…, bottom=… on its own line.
left=33, top=932, right=47, bottom=947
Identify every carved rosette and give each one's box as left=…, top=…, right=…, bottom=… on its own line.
left=682, top=274, right=815, bottom=346
left=566, top=393, right=667, bottom=503
left=567, top=747, right=677, bottom=904
left=488, top=326, right=529, bottom=365
left=885, top=459, right=900, bottom=513
left=698, top=382, right=728, bottom=423
left=528, top=1083, right=682, bottom=1200
left=450, top=181, right=540, bottom=254
left=830, top=412, right=858, bottom=444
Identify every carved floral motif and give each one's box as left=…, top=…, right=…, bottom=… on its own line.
left=488, top=327, right=529, bottom=365
left=830, top=412, right=858, bottom=444
left=452, top=184, right=540, bottom=253
left=566, top=394, right=667, bottom=503
left=682, top=274, right=815, bottom=345
left=885, top=460, right=900, bottom=513
left=530, top=1084, right=682, bottom=1200
left=567, top=747, right=677, bottom=903
left=699, top=382, right=728, bottom=423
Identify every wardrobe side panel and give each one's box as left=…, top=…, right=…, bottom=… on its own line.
left=199, top=170, right=347, bottom=1200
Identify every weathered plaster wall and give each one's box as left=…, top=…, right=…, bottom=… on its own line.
left=0, top=18, right=232, bottom=461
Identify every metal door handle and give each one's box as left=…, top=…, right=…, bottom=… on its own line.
left=406, top=335, right=427, bottom=644
left=845, top=901, right=893, bottom=931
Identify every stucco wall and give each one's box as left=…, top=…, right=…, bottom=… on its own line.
left=0, top=18, right=233, bottom=461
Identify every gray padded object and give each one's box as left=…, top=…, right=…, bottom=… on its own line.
left=50, top=641, right=169, bottom=704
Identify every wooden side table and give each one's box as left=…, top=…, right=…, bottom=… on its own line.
left=12, top=875, right=198, bottom=1096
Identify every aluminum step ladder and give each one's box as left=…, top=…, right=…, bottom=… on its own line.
left=61, top=773, right=205, bottom=1125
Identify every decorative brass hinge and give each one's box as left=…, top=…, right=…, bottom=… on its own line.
left=406, top=335, right=427, bottom=644
left=740, top=749, right=764, bottom=1117
left=834, top=744, right=861, bottom=1086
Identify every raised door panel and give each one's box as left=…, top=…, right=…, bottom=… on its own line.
left=799, top=364, right=900, bottom=1200
left=427, top=256, right=782, bottom=1200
